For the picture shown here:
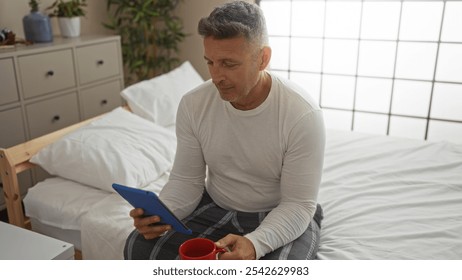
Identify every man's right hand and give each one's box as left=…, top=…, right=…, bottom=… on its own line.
left=130, top=208, right=172, bottom=240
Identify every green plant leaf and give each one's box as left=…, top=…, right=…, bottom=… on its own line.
left=103, top=0, right=186, bottom=84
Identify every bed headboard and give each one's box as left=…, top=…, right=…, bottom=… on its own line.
left=260, top=0, right=462, bottom=144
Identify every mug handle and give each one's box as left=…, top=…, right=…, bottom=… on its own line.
left=215, top=247, right=227, bottom=259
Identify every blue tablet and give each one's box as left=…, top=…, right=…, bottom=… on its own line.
left=112, top=183, right=192, bottom=235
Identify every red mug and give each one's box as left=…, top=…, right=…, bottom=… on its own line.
left=179, top=238, right=226, bottom=260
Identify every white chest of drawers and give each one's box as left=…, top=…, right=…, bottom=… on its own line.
left=0, top=35, right=125, bottom=210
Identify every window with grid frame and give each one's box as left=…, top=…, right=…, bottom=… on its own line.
left=259, top=0, right=462, bottom=144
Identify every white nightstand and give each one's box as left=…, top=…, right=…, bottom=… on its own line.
left=0, top=222, right=74, bottom=260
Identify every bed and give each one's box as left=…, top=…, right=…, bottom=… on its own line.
left=1, top=62, right=462, bottom=260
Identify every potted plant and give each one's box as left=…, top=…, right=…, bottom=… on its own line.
left=104, top=0, right=185, bottom=85
left=23, top=0, right=53, bottom=42
left=47, top=0, right=87, bottom=37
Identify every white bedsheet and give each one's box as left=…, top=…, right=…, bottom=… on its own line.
left=24, top=177, right=109, bottom=231
left=23, top=174, right=168, bottom=258
left=317, top=130, right=462, bottom=259
left=24, top=177, right=110, bottom=251
left=24, top=130, right=462, bottom=259
left=80, top=173, right=169, bottom=260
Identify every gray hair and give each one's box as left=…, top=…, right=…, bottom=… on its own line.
left=198, top=1, right=269, bottom=48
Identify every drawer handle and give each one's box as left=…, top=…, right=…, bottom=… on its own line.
left=97, top=60, right=104, bottom=66
left=46, top=70, right=54, bottom=76
left=52, top=115, right=61, bottom=122
left=101, top=99, right=108, bottom=105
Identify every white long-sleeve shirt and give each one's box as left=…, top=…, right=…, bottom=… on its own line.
left=160, top=72, right=325, bottom=259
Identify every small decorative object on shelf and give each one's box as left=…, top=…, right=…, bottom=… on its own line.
left=22, top=0, right=53, bottom=43
left=47, top=0, right=87, bottom=38
left=0, top=28, right=33, bottom=48
left=0, top=28, right=15, bottom=45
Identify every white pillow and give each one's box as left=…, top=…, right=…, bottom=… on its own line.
left=121, top=61, right=204, bottom=127
left=30, top=107, right=176, bottom=193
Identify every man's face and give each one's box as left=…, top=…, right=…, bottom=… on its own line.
left=203, top=36, right=262, bottom=107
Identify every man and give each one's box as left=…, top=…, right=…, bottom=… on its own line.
left=124, top=1, right=325, bottom=260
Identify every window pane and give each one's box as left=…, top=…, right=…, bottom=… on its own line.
left=260, top=0, right=462, bottom=144
left=290, top=72, right=321, bottom=106
left=399, top=1, right=443, bottom=41
left=290, top=38, right=323, bottom=72
left=323, top=39, right=358, bottom=75
left=268, top=36, right=290, bottom=70
left=321, top=74, right=355, bottom=110
left=353, top=112, right=388, bottom=135
left=292, top=0, right=325, bottom=37
left=391, top=80, right=432, bottom=118
left=428, top=121, right=462, bottom=144
left=431, top=83, right=462, bottom=121
left=260, top=1, right=291, bottom=36
left=323, top=109, right=353, bottom=131
left=395, top=42, right=438, bottom=80
left=436, top=43, right=462, bottom=83
left=357, top=41, right=397, bottom=78
left=441, top=2, right=462, bottom=42
left=389, top=116, right=427, bottom=140
left=324, top=1, right=361, bottom=39
left=361, top=1, right=401, bottom=40
left=355, top=77, right=392, bottom=113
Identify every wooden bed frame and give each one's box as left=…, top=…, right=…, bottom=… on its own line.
left=1, top=106, right=132, bottom=260
left=0, top=104, right=135, bottom=228
left=0, top=105, right=135, bottom=260
left=0, top=115, right=106, bottom=228
left=0, top=115, right=105, bottom=260
left=0, top=116, right=102, bottom=229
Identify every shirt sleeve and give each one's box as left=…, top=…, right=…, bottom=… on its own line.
left=159, top=97, right=206, bottom=220
left=244, top=109, right=326, bottom=259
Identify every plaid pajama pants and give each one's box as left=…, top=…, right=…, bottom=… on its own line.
left=124, top=191, right=323, bottom=260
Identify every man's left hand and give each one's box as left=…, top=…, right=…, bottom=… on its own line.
left=215, top=234, right=256, bottom=260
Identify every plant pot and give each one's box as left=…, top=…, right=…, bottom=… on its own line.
left=58, top=17, right=80, bottom=37
left=23, top=12, right=53, bottom=43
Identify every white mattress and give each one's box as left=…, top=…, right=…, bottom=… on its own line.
left=24, top=177, right=110, bottom=251
left=23, top=130, right=462, bottom=259
left=317, top=130, right=462, bottom=259
left=23, top=173, right=169, bottom=259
